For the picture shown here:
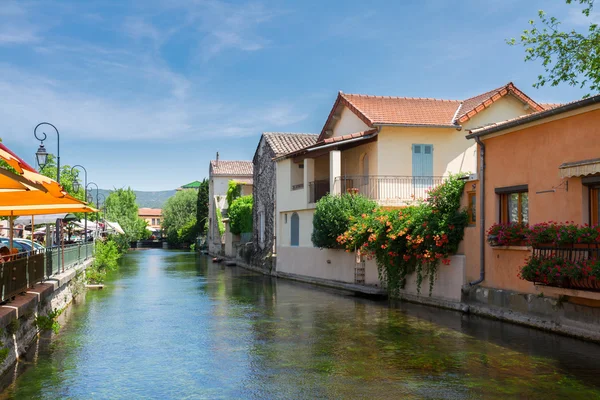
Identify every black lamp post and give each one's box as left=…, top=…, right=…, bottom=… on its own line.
left=97, top=194, right=106, bottom=235
left=71, top=165, right=88, bottom=255
left=86, top=182, right=99, bottom=239
left=34, top=122, right=60, bottom=183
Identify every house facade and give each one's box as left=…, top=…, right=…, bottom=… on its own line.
left=138, top=208, right=162, bottom=230
left=207, top=158, right=253, bottom=255
left=251, top=133, right=317, bottom=272
left=274, top=83, right=550, bottom=291
left=460, top=95, right=600, bottom=338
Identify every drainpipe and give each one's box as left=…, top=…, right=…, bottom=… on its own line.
left=469, top=136, right=485, bottom=286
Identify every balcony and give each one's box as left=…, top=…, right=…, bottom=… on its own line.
left=309, top=179, right=329, bottom=203
left=333, top=175, right=445, bottom=205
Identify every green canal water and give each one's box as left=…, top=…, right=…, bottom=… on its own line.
left=1, top=249, right=600, bottom=399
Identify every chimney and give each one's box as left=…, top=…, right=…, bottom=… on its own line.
left=216, top=151, right=219, bottom=166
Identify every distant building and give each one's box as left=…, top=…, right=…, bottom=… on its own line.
left=207, top=154, right=253, bottom=255
left=138, top=208, right=162, bottom=230
left=177, top=181, right=202, bottom=191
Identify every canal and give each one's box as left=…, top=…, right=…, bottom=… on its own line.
left=2, top=249, right=600, bottom=399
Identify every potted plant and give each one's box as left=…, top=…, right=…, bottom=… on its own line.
left=487, top=223, right=528, bottom=246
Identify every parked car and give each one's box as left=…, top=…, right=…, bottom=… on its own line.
left=14, top=239, right=45, bottom=252
left=0, top=238, right=44, bottom=253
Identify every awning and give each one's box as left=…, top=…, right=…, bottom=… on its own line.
left=559, top=158, right=600, bottom=178
left=14, top=213, right=78, bottom=225
left=105, top=221, right=125, bottom=234
left=0, top=143, right=97, bottom=216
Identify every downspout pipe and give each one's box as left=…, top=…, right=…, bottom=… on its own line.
left=469, top=136, right=486, bottom=286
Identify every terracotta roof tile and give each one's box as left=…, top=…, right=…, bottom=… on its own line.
left=540, top=103, right=563, bottom=110
left=318, top=83, right=544, bottom=142
left=209, top=160, right=253, bottom=176
left=340, top=93, right=461, bottom=127
left=456, top=82, right=544, bottom=123
left=323, top=129, right=378, bottom=144
left=138, top=208, right=162, bottom=216
left=263, top=132, right=318, bottom=156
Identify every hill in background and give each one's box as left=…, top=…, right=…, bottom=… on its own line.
left=97, top=189, right=177, bottom=209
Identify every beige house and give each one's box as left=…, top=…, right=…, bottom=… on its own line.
left=274, top=83, right=553, bottom=293
left=207, top=157, right=253, bottom=255
left=138, top=208, right=162, bottom=230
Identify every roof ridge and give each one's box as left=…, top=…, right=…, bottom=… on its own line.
left=461, top=83, right=510, bottom=102
left=263, top=132, right=318, bottom=136
left=342, top=92, right=461, bottom=102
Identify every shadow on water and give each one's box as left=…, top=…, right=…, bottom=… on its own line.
left=1, top=250, right=600, bottom=399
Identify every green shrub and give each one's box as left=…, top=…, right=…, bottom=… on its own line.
left=312, top=194, right=378, bottom=249
left=226, top=180, right=242, bottom=208
left=88, top=239, right=122, bottom=284
left=228, top=195, right=253, bottom=235
left=177, top=217, right=198, bottom=244
left=35, top=308, right=62, bottom=334
left=94, top=239, right=121, bottom=272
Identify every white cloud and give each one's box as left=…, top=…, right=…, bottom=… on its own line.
left=566, top=7, right=600, bottom=26
left=135, top=0, right=278, bottom=59
left=0, top=1, right=39, bottom=45
left=0, top=64, right=307, bottom=144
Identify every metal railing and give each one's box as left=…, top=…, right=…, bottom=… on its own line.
left=0, top=242, right=96, bottom=302
left=333, top=175, right=446, bottom=204
left=46, top=242, right=95, bottom=277
left=309, top=179, right=330, bottom=203
left=532, top=245, right=600, bottom=291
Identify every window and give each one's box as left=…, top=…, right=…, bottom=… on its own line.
left=157, top=219, right=160, bottom=224
left=152, top=218, right=156, bottom=225
left=467, top=192, right=476, bottom=225
left=290, top=213, right=299, bottom=246
left=496, top=185, right=528, bottom=224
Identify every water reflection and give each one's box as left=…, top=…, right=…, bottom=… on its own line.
left=1, top=250, right=600, bottom=399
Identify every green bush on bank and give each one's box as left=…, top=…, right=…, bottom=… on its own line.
left=228, top=195, right=253, bottom=235
left=312, top=194, right=378, bottom=249
left=87, top=238, right=122, bottom=284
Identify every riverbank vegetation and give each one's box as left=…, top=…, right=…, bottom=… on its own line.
left=162, top=189, right=198, bottom=247
left=86, top=238, right=122, bottom=284
left=228, top=195, right=253, bottom=235
left=314, top=176, right=468, bottom=296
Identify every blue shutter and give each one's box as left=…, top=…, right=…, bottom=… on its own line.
left=290, top=213, right=299, bottom=246
left=412, top=144, right=434, bottom=197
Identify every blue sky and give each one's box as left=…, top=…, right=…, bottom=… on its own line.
left=0, top=0, right=594, bottom=191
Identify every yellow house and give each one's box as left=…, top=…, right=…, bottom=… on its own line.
left=274, top=83, right=554, bottom=288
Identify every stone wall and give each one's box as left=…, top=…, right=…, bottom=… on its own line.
left=0, top=259, right=91, bottom=378
left=251, top=137, right=276, bottom=273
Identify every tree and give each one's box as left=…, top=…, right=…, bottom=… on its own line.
left=162, top=189, right=198, bottom=245
left=226, top=180, right=241, bottom=208
left=105, top=188, right=149, bottom=247
left=509, top=0, right=600, bottom=95
left=196, top=179, right=209, bottom=235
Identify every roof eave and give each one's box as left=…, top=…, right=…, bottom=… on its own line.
left=373, top=122, right=461, bottom=129
left=466, top=95, right=600, bottom=139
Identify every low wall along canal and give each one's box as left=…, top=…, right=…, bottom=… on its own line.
left=0, top=243, right=93, bottom=380
left=0, top=249, right=600, bottom=398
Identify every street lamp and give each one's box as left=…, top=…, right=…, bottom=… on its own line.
left=97, top=194, right=106, bottom=236
left=71, top=165, right=88, bottom=254
left=34, top=122, right=60, bottom=183
left=86, top=182, right=99, bottom=239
